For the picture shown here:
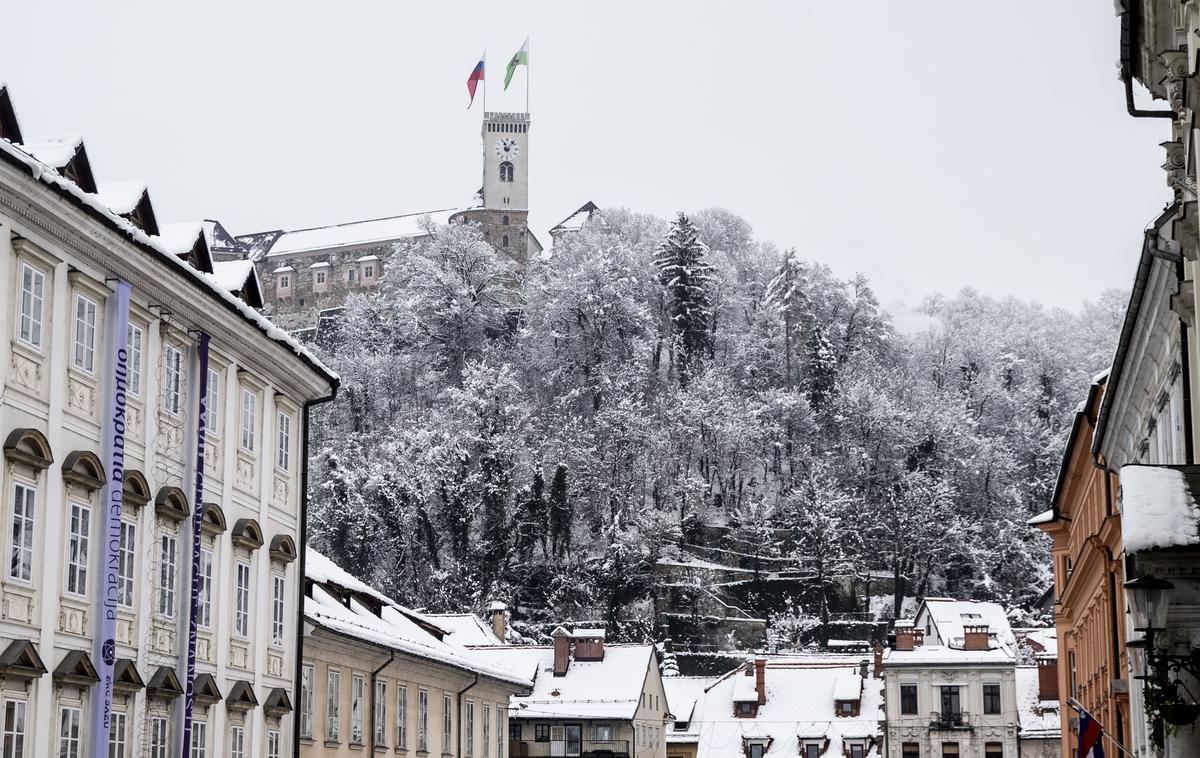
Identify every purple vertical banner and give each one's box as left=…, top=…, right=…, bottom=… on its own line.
left=90, top=280, right=131, bottom=758
left=181, top=333, right=210, bottom=757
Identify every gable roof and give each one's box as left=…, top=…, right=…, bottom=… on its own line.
left=550, top=201, right=600, bottom=236
left=241, top=207, right=458, bottom=258
left=688, top=656, right=883, bottom=758
left=468, top=644, right=658, bottom=720
left=917, top=598, right=1014, bottom=649
left=426, top=613, right=504, bottom=646
left=304, top=549, right=530, bottom=688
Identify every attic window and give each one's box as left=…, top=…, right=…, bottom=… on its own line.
left=960, top=612, right=983, bottom=621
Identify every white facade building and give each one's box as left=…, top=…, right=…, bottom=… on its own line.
left=0, top=83, right=336, bottom=757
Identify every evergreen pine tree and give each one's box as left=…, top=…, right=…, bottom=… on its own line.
left=548, top=464, right=572, bottom=557
left=479, top=453, right=512, bottom=589
left=654, top=212, right=715, bottom=388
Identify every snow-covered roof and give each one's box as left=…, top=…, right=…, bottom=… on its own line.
left=272, top=266, right=295, bottom=274
left=209, top=260, right=256, bottom=292
left=19, top=134, right=81, bottom=168
left=1015, top=627, right=1058, bottom=658
left=308, top=261, right=331, bottom=269
left=95, top=181, right=148, bottom=215
left=0, top=133, right=336, bottom=384
left=256, top=208, right=458, bottom=257
left=882, top=644, right=1014, bottom=667
left=155, top=222, right=205, bottom=257
left=1119, top=464, right=1200, bottom=553
left=1026, top=508, right=1055, bottom=526
left=1015, top=666, right=1060, bottom=739
left=571, top=628, right=605, bottom=639
left=356, top=254, right=380, bottom=262
left=304, top=549, right=528, bottom=687
left=663, top=676, right=713, bottom=740
left=550, top=201, right=600, bottom=235
left=202, top=219, right=247, bottom=253
left=918, top=598, right=1014, bottom=650
left=425, top=613, right=503, bottom=647
left=469, top=644, right=657, bottom=720
left=689, top=657, right=884, bottom=758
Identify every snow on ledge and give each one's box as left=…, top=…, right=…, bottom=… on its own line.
left=1027, top=508, right=1055, bottom=526
left=1120, top=465, right=1200, bottom=553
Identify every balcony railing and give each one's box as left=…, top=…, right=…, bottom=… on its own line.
left=511, top=739, right=631, bottom=758
left=929, top=710, right=971, bottom=729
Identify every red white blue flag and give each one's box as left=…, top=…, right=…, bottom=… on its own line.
left=467, top=52, right=485, bottom=108
left=1074, top=703, right=1106, bottom=758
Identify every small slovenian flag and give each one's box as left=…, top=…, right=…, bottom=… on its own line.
left=1074, top=703, right=1106, bottom=758
left=467, top=52, right=485, bottom=108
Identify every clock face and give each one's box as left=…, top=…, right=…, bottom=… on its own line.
left=495, top=138, right=519, bottom=161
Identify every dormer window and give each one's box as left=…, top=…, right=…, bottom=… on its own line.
left=279, top=275, right=290, bottom=289
left=743, top=737, right=771, bottom=758
left=735, top=701, right=754, bottom=717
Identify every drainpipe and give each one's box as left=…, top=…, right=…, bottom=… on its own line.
left=1118, top=3, right=1175, bottom=119
left=294, top=391, right=338, bottom=757
left=1091, top=454, right=1128, bottom=747
left=370, top=650, right=396, bottom=752
left=457, top=673, right=481, bottom=758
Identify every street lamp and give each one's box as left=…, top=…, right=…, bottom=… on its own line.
left=1123, top=575, right=1200, bottom=733
left=1124, top=575, right=1173, bottom=631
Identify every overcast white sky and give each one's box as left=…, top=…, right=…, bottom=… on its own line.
left=0, top=1, right=1172, bottom=316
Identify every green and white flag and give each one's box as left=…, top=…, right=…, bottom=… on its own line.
left=504, top=37, right=529, bottom=90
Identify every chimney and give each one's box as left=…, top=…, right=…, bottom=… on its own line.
left=487, top=601, right=507, bottom=643
left=572, top=629, right=605, bottom=661
left=754, top=657, right=766, bottom=705
left=963, top=625, right=990, bottom=651
left=894, top=627, right=923, bottom=651
left=872, top=643, right=884, bottom=678
left=1037, top=656, right=1059, bottom=700
left=552, top=627, right=571, bottom=676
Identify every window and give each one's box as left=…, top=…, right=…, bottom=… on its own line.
left=328, top=669, right=342, bottom=742
left=240, top=388, right=257, bottom=452
left=279, top=275, right=290, bottom=289
left=58, top=706, right=81, bottom=758
left=535, top=724, right=549, bottom=743
left=190, top=720, right=207, bottom=758
left=267, top=730, right=281, bottom=758
left=749, top=743, right=764, bottom=758
left=848, top=745, right=864, bottom=758
left=364, top=265, right=375, bottom=279
left=300, top=663, right=314, bottom=739
left=352, top=673, right=365, bottom=744
left=496, top=707, right=503, bottom=758
left=9, top=482, right=35, bottom=582
left=499, top=161, right=514, bottom=182
left=72, top=293, right=98, bottom=372
left=111, top=710, right=129, bottom=758
left=163, top=344, right=183, bottom=415
left=235, top=560, right=251, bottom=638
left=466, top=701, right=475, bottom=757
left=206, top=368, right=220, bottom=431
left=347, top=269, right=356, bottom=283
left=159, top=533, right=177, bottom=617
left=17, top=263, right=45, bottom=348
left=271, top=574, right=286, bottom=646
left=802, top=744, right=821, bottom=758
left=593, top=724, right=613, bottom=742
left=198, top=548, right=213, bottom=627
left=940, top=686, right=961, bottom=717
left=736, top=702, right=753, bottom=716
left=230, top=725, right=245, bottom=758
left=900, top=683, right=918, bottom=714
left=418, top=689, right=429, bottom=752
left=501, top=215, right=509, bottom=226
left=116, top=520, right=137, bottom=604
left=509, top=722, right=521, bottom=741
left=397, top=686, right=408, bottom=748
left=65, top=501, right=91, bottom=595
left=127, top=325, right=143, bottom=397
left=1069, top=651, right=1078, bottom=698
left=482, top=704, right=490, bottom=758
left=901, top=744, right=920, bottom=758
left=443, top=693, right=453, bottom=752
left=941, top=744, right=959, bottom=758
left=3, top=698, right=26, bottom=758
left=316, top=271, right=327, bottom=285
left=983, top=683, right=1001, bottom=714
left=376, top=680, right=388, bottom=746
left=277, top=412, right=292, bottom=471
left=501, top=235, right=509, bottom=248
left=839, top=700, right=855, bottom=715
left=984, top=743, right=1002, bottom=758
left=150, top=717, right=169, bottom=758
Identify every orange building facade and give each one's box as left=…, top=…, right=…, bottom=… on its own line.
left=1033, top=376, right=1132, bottom=755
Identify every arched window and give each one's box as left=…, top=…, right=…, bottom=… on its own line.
left=499, top=162, right=514, bottom=182
left=502, top=235, right=509, bottom=248
left=501, top=215, right=509, bottom=226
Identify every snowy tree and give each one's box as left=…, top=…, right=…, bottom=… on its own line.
left=655, top=213, right=715, bottom=388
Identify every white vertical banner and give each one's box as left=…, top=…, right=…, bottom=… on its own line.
left=91, top=279, right=131, bottom=757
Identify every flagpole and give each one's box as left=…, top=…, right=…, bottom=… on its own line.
left=1067, top=697, right=1135, bottom=757
left=525, top=35, right=530, bottom=113
left=483, top=47, right=487, bottom=114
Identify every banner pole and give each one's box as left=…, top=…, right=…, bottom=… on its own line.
left=89, top=280, right=131, bottom=758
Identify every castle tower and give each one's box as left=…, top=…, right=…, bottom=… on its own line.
left=457, top=111, right=537, bottom=269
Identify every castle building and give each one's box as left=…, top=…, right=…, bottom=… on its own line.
left=239, top=112, right=543, bottom=333
left=0, top=83, right=337, bottom=758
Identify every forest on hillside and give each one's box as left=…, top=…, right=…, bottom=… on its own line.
left=301, top=208, right=1124, bottom=642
